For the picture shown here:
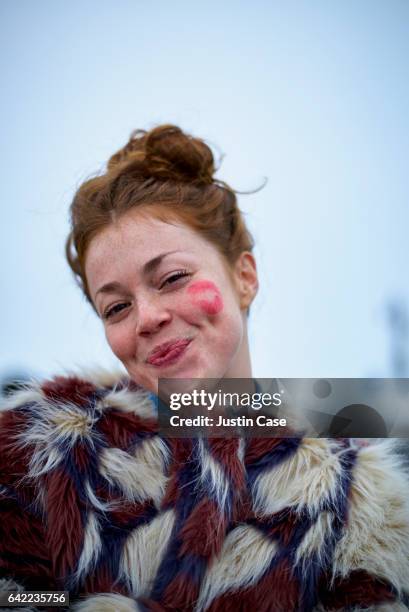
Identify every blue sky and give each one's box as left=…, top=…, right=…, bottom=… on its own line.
left=2, top=0, right=409, bottom=381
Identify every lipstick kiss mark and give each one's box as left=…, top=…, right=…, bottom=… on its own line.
left=187, top=280, right=223, bottom=315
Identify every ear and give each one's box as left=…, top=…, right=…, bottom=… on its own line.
left=233, top=252, right=259, bottom=310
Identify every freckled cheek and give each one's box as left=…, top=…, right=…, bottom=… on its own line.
left=186, top=280, right=224, bottom=316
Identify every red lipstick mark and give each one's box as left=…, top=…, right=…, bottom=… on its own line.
left=187, top=280, right=223, bottom=315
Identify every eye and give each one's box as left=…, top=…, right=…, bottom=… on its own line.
left=103, top=302, right=131, bottom=320
left=160, top=270, right=190, bottom=289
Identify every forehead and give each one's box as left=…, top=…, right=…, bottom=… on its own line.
left=87, top=213, right=201, bottom=259
left=84, top=211, right=218, bottom=292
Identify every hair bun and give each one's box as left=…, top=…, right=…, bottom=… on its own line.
left=108, top=124, right=215, bottom=185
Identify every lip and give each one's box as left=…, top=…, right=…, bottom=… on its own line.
left=146, top=338, right=192, bottom=367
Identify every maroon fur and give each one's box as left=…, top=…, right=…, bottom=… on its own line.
left=161, top=573, right=199, bottom=611
left=1, top=376, right=406, bottom=611
left=161, top=476, right=179, bottom=508
left=231, top=489, right=256, bottom=524
left=0, top=409, right=32, bottom=486
left=244, top=437, right=286, bottom=466
left=208, top=557, right=299, bottom=612
left=97, top=409, right=158, bottom=450
left=253, top=508, right=301, bottom=546
left=110, top=499, right=156, bottom=526
left=207, top=438, right=246, bottom=491
left=0, top=493, right=55, bottom=589
left=71, top=441, right=93, bottom=474
left=82, top=565, right=119, bottom=594
left=45, top=467, right=85, bottom=581
left=161, top=439, right=193, bottom=508
left=319, top=569, right=395, bottom=608
left=178, top=497, right=226, bottom=558
left=42, top=377, right=96, bottom=406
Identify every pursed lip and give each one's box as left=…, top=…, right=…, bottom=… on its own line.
left=146, top=338, right=192, bottom=366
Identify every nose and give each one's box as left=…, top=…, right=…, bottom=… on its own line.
left=135, top=296, right=172, bottom=337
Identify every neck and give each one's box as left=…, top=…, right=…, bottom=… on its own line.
left=224, top=320, right=253, bottom=379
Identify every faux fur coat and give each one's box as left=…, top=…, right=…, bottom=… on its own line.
left=0, top=370, right=409, bottom=612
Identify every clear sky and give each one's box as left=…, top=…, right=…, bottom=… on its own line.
left=2, top=0, right=409, bottom=382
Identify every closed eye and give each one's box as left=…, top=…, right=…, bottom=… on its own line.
left=103, top=302, right=131, bottom=320
left=160, top=270, right=190, bottom=289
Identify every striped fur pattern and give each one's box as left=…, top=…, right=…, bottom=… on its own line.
left=1, top=371, right=409, bottom=611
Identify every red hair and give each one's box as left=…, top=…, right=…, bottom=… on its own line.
left=66, top=124, right=254, bottom=305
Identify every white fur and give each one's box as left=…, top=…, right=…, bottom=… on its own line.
left=28, top=445, right=64, bottom=480
left=294, top=510, right=333, bottom=569
left=197, top=438, right=231, bottom=511
left=195, top=525, right=278, bottom=611
left=71, top=593, right=141, bottom=611
left=133, top=436, right=170, bottom=476
left=15, top=398, right=100, bottom=479
left=33, top=481, right=47, bottom=512
left=102, top=387, right=156, bottom=420
left=119, top=508, right=176, bottom=596
left=0, top=577, right=25, bottom=592
left=0, top=383, right=43, bottom=414
left=332, top=439, right=409, bottom=594
left=237, top=437, right=246, bottom=464
left=132, top=436, right=170, bottom=507
left=3, top=375, right=409, bottom=609
left=84, top=479, right=120, bottom=513
left=252, top=438, right=344, bottom=516
left=74, top=510, right=102, bottom=583
left=54, top=367, right=126, bottom=390
left=98, top=446, right=168, bottom=506
left=0, top=577, right=38, bottom=611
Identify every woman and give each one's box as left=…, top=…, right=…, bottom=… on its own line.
left=1, top=125, right=408, bottom=611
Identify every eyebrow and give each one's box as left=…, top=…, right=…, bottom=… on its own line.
left=94, top=250, right=181, bottom=300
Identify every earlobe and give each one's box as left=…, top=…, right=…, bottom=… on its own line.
left=235, top=252, right=259, bottom=310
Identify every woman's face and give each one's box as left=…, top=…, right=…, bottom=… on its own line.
left=85, top=210, right=258, bottom=394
